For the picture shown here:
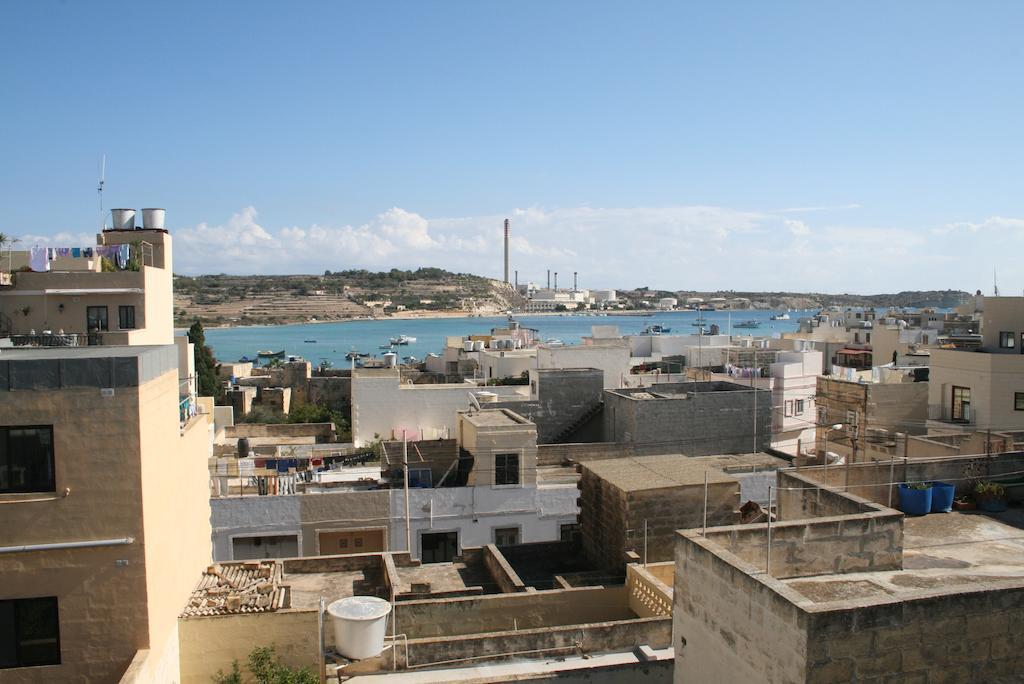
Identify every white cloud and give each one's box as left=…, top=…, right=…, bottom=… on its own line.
left=167, top=204, right=1021, bottom=293
left=785, top=219, right=811, bottom=236
left=937, top=216, right=1024, bottom=235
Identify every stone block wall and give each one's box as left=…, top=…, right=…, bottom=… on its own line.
left=701, top=510, right=903, bottom=579
left=806, top=584, right=1024, bottom=683
left=674, top=532, right=810, bottom=683
left=603, top=382, right=772, bottom=455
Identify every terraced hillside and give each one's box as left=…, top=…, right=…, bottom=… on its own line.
left=173, top=269, right=522, bottom=327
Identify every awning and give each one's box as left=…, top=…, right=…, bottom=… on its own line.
left=0, top=288, right=144, bottom=296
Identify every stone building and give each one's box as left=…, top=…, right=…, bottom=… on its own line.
left=577, top=453, right=783, bottom=573
left=602, top=380, right=772, bottom=456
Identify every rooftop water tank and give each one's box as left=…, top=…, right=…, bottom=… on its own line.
left=463, top=340, right=475, bottom=352
left=142, top=208, right=166, bottom=230
left=383, top=352, right=397, bottom=368
left=473, top=340, right=485, bottom=352
left=327, top=596, right=392, bottom=660
left=111, top=208, right=135, bottom=230
left=476, top=391, right=497, bottom=403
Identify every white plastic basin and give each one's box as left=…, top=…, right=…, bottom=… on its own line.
left=327, top=596, right=392, bottom=660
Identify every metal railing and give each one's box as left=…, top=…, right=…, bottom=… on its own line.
left=9, top=332, right=103, bottom=347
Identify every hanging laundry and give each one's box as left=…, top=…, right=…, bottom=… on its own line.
left=71, top=247, right=81, bottom=258
left=82, top=247, right=93, bottom=258
left=29, top=246, right=49, bottom=272
left=118, top=244, right=131, bottom=269
left=56, top=247, right=70, bottom=257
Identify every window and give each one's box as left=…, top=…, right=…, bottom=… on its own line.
left=0, top=597, right=61, bottom=668
left=794, top=399, right=805, bottom=416
left=1000, top=332, right=1015, bottom=349
left=1016, top=393, right=1024, bottom=411
left=493, top=527, right=520, bottom=546
left=408, top=468, right=432, bottom=488
left=952, top=386, right=971, bottom=422
left=86, top=306, right=108, bottom=332
left=0, top=427, right=55, bottom=494
left=784, top=400, right=793, bottom=417
left=118, top=305, right=136, bottom=330
left=560, top=523, right=581, bottom=544
left=494, top=453, right=520, bottom=486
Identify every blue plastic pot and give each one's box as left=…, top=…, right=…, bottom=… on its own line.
left=898, top=484, right=932, bottom=516
left=930, top=482, right=956, bottom=513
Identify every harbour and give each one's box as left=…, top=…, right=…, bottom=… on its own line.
left=202, top=309, right=807, bottom=366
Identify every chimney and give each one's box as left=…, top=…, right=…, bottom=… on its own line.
left=547, top=270, right=551, bottom=290
left=503, top=219, right=510, bottom=284
left=514, top=270, right=518, bottom=290
left=573, top=271, right=578, bottom=292
left=554, top=272, right=558, bottom=291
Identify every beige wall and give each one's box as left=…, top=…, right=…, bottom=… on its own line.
left=139, top=371, right=213, bottom=681
left=0, top=384, right=148, bottom=682
left=298, top=489, right=391, bottom=556
left=0, top=364, right=211, bottom=683
left=980, top=296, right=1024, bottom=352
left=929, top=348, right=1024, bottom=430
left=178, top=610, right=319, bottom=684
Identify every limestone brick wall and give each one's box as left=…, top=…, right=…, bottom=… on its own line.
left=700, top=510, right=903, bottom=579
left=673, top=532, right=809, bottom=684
left=806, top=584, right=1024, bottom=683
left=393, top=586, right=633, bottom=638
left=624, top=483, right=739, bottom=564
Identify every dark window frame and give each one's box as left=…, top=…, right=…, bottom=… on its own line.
left=493, top=526, right=520, bottom=546
left=1000, top=331, right=1015, bottom=349
left=0, top=596, right=61, bottom=669
left=952, top=386, right=971, bottom=422
left=0, top=426, right=56, bottom=494
left=1015, top=393, right=1024, bottom=412
left=118, top=305, right=136, bottom=330
left=494, top=453, right=520, bottom=486
left=86, top=305, right=108, bottom=332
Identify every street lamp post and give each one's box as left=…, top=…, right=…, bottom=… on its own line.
left=822, top=423, right=843, bottom=486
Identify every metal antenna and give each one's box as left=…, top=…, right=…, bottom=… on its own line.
left=97, top=155, right=107, bottom=230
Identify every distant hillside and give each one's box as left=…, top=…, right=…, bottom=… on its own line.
left=173, top=268, right=523, bottom=327
left=619, top=288, right=971, bottom=310
left=173, top=267, right=971, bottom=327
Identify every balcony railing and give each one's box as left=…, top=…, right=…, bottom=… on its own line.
left=8, top=332, right=104, bottom=347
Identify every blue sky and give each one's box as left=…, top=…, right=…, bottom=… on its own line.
left=2, top=1, right=1023, bottom=293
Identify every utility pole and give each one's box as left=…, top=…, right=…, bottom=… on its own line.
left=403, top=430, right=412, bottom=554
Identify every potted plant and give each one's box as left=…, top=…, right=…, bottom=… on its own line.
left=952, top=496, right=976, bottom=511
left=898, top=481, right=933, bottom=516
left=974, top=481, right=1008, bottom=512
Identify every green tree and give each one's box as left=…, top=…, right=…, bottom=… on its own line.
left=187, top=320, right=223, bottom=401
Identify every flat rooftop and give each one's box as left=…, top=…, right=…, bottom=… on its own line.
left=608, top=380, right=760, bottom=400
left=461, top=408, right=531, bottom=427
left=783, top=510, right=1024, bottom=605
left=580, top=452, right=783, bottom=492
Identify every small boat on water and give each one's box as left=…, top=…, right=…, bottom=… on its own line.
left=642, top=324, right=672, bottom=334
left=389, top=335, right=417, bottom=345
left=545, top=338, right=565, bottom=347
left=345, top=349, right=370, bottom=360
left=691, top=319, right=708, bottom=327
left=304, top=339, right=317, bottom=343
left=734, top=320, right=760, bottom=329
left=379, top=344, right=394, bottom=350
left=770, top=313, right=790, bottom=320
left=256, top=350, right=285, bottom=360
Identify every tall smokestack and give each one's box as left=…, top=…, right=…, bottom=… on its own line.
left=514, top=270, right=518, bottom=290
left=573, top=271, right=578, bottom=292
left=503, top=219, right=510, bottom=284
left=554, top=272, right=558, bottom=290
left=547, top=270, right=551, bottom=290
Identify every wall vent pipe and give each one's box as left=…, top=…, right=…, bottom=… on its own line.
left=0, top=537, right=135, bottom=555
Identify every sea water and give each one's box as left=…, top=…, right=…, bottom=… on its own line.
left=201, top=310, right=807, bottom=367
